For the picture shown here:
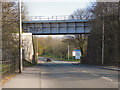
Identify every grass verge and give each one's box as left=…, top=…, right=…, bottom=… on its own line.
left=1, top=74, right=16, bottom=85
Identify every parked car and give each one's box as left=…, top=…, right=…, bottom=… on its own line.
left=47, top=58, right=52, bottom=62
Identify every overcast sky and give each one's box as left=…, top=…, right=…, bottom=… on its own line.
left=24, top=0, right=94, bottom=16
left=23, top=0, right=94, bottom=37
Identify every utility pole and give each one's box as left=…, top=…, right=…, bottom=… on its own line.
left=102, top=9, right=105, bottom=65
left=0, top=2, right=2, bottom=80
left=68, top=44, right=69, bottom=60
left=45, top=42, right=46, bottom=56
left=19, top=0, right=23, bottom=73
left=118, top=1, right=120, bottom=65
left=37, top=36, right=38, bottom=58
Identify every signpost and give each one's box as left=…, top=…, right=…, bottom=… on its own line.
left=75, top=49, right=81, bottom=59
left=72, top=51, right=76, bottom=56
left=72, top=49, right=81, bottom=62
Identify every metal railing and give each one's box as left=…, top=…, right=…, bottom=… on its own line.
left=25, top=15, right=83, bottom=21
left=2, top=60, right=19, bottom=79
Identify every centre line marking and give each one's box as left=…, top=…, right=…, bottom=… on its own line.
left=102, top=77, right=113, bottom=81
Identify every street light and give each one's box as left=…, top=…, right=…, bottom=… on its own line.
left=19, top=0, right=23, bottom=73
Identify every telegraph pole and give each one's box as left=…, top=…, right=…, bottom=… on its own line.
left=37, top=36, right=38, bottom=58
left=118, top=1, right=120, bottom=65
left=102, top=9, right=105, bottom=65
left=0, top=2, right=2, bottom=82
left=68, top=45, right=69, bottom=60
left=19, top=0, right=23, bottom=73
left=45, top=42, right=46, bottom=56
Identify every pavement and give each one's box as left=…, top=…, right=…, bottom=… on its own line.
left=72, top=63, right=120, bottom=71
left=2, top=66, right=40, bottom=88
left=96, top=66, right=120, bottom=71
left=2, top=57, right=119, bottom=88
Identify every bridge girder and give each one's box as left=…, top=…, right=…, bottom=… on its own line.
left=22, top=20, right=91, bottom=35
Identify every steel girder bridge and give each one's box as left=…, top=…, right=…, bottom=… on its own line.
left=22, top=15, right=91, bottom=35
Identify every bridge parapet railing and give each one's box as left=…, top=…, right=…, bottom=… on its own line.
left=24, top=15, right=83, bottom=21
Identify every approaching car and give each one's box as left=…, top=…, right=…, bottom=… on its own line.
left=47, top=58, right=52, bottom=62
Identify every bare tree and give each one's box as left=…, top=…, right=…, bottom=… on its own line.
left=2, top=1, right=27, bottom=60
left=87, top=2, right=119, bottom=65
left=70, top=9, right=91, bottom=20
left=63, top=9, right=90, bottom=63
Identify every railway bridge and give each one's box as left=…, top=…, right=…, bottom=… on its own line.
left=22, top=16, right=91, bottom=35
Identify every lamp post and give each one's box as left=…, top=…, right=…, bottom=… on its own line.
left=19, top=0, right=23, bottom=73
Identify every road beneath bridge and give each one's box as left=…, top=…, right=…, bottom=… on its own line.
left=2, top=57, right=118, bottom=89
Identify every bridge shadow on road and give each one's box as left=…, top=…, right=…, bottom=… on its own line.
left=2, top=62, right=118, bottom=89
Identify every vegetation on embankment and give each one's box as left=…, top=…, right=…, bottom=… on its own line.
left=87, top=2, right=119, bottom=65
left=33, top=36, right=84, bottom=63
left=33, top=2, right=120, bottom=66
left=23, top=60, right=35, bottom=67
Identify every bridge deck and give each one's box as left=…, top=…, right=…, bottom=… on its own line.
left=22, top=19, right=91, bottom=35
left=23, top=19, right=89, bottom=23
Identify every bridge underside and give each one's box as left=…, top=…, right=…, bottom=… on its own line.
left=22, top=20, right=91, bottom=35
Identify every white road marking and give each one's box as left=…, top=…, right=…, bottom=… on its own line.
left=82, top=71, right=87, bottom=73
left=52, top=61, right=77, bottom=64
left=102, top=77, right=113, bottom=81
left=91, top=73, right=98, bottom=76
left=41, top=72, right=47, bottom=75
left=69, top=71, right=78, bottom=73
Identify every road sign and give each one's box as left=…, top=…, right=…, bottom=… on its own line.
left=75, top=49, right=81, bottom=59
left=21, top=45, right=22, bottom=48
left=72, top=51, right=76, bottom=56
left=36, top=52, right=38, bottom=56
